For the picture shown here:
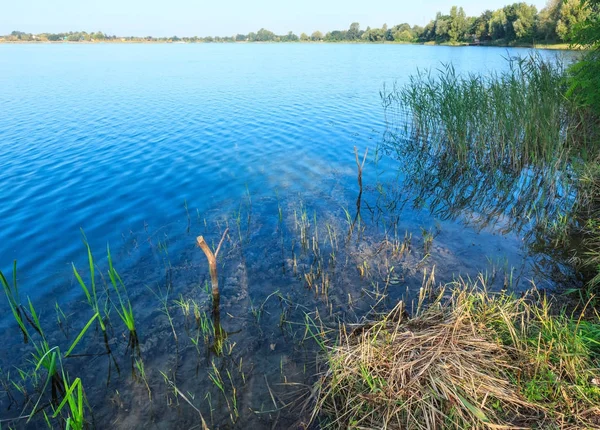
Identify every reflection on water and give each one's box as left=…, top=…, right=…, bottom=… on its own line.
left=380, top=131, right=577, bottom=238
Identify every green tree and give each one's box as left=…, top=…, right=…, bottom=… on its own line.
left=347, top=22, right=361, bottom=40
left=281, top=31, right=299, bottom=42
left=394, top=29, right=415, bottom=42
left=567, top=0, right=600, bottom=112
left=472, top=10, right=493, bottom=40
left=435, top=14, right=451, bottom=41
left=300, top=32, right=309, bottom=41
left=255, top=28, right=276, bottom=41
left=489, top=8, right=508, bottom=39
left=449, top=6, right=469, bottom=42
left=311, top=31, right=323, bottom=41
left=537, top=0, right=560, bottom=41
left=512, top=3, right=538, bottom=41
left=556, top=0, right=591, bottom=41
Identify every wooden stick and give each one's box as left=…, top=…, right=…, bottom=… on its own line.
left=354, top=146, right=368, bottom=190
left=196, top=228, right=229, bottom=298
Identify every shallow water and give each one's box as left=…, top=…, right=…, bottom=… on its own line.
left=0, top=43, right=574, bottom=428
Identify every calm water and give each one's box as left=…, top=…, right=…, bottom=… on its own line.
left=0, top=44, right=572, bottom=428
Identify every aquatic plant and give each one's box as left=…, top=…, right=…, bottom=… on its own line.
left=0, top=261, right=29, bottom=343
left=72, top=234, right=107, bottom=332
left=381, top=54, right=600, bottom=295
left=51, top=374, right=85, bottom=430
left=107, top=244, right=138, bottom=352
left=382, top=55, right=591, bottom=172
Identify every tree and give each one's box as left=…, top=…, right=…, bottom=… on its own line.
left=282, top=31, right=299, bottom=42
left=472, top=10, right=493, bottom=40
left=435, top=16, right=451, bottom=41
left=512, top=3, right=538, bottom=41
left=300, top=32, right=309, bottom=41
left=449, top=6, right=469, bottom=42
left=255, top=28, right=275, bottom=42
left=421, top=20, right=436, bottom=40
left=347, top=22, right=361, bottom=40
left=556, top=0, right=591, bottom=41
left=537, top=0, right=560, bottom=41
left=311, top=31, right=323, bottom=41
left=326, top=30, right=347, bottom=41
left=489, top=8, right=508, bottom=39
left=567, top=0, right=600, bottom=112
left=361, top=26, right=387, bottom=42
left=394, top=29, right=415, bottom=42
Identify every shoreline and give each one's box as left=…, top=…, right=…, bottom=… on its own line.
left=0, top=40, right=581, bottom=50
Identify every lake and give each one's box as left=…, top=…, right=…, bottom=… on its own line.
left=0, top=43, right=573, bottom=428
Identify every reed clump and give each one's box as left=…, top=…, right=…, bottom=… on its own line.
left=311, top=275, right=600, bottom=429
left=382, top=55, right=592, bottom=173
left=382, top=54, right=600, bottom=294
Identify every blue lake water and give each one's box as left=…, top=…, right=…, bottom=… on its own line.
left=0, top=43, right=573, bottom=428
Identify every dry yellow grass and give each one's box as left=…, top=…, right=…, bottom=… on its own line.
left=309, top=273, right=600, bottom=429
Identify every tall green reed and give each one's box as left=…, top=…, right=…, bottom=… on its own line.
left=0, top=261, right=29, bottom=342
left=107, top=244, right=138, bottom=351
left=382, top=55, right=590, bottom=173
left=72, top=232, right=106, bottom=332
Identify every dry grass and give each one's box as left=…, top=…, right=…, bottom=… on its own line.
left=310, top=273, right=600, bottom=429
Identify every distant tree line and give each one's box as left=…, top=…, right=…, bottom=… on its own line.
left=1, top=0, right=591, bottom=46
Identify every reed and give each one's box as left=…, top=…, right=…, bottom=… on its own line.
left=0, top=261, right=29, bottom=342
left=382, top=55, right=591, bottom=173
left=72, top=235, right=106, bottom=332
left=382, top=54, right=600, bottom=296
left=51, top=374, right=85, bottom=430
left=107, top=245, right=138, bottom=351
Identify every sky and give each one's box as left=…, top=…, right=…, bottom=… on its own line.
left=1, top=0, right=549, bottom=38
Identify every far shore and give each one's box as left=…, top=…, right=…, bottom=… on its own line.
left=0, top=39, right=582, bottom=50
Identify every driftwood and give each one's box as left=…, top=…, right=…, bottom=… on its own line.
left=196, top=228, right=229, bottom=300
left=348, top=147, right=368, bottom=239
left=196, top=228, right=229, bottom=355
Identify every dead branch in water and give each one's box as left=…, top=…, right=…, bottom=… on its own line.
left=196, top=228, right=229, bottom=300
left=354, top=146, right=368, bottom=191
left=348, top=147, right=368, bottom=240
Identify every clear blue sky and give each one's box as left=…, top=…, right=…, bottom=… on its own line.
left=1, top=0, right=549, bottom=37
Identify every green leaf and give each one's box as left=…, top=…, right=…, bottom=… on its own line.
left=65, top=312, right=99, bottom=357
left=456, top=392, right=490, bottom=423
